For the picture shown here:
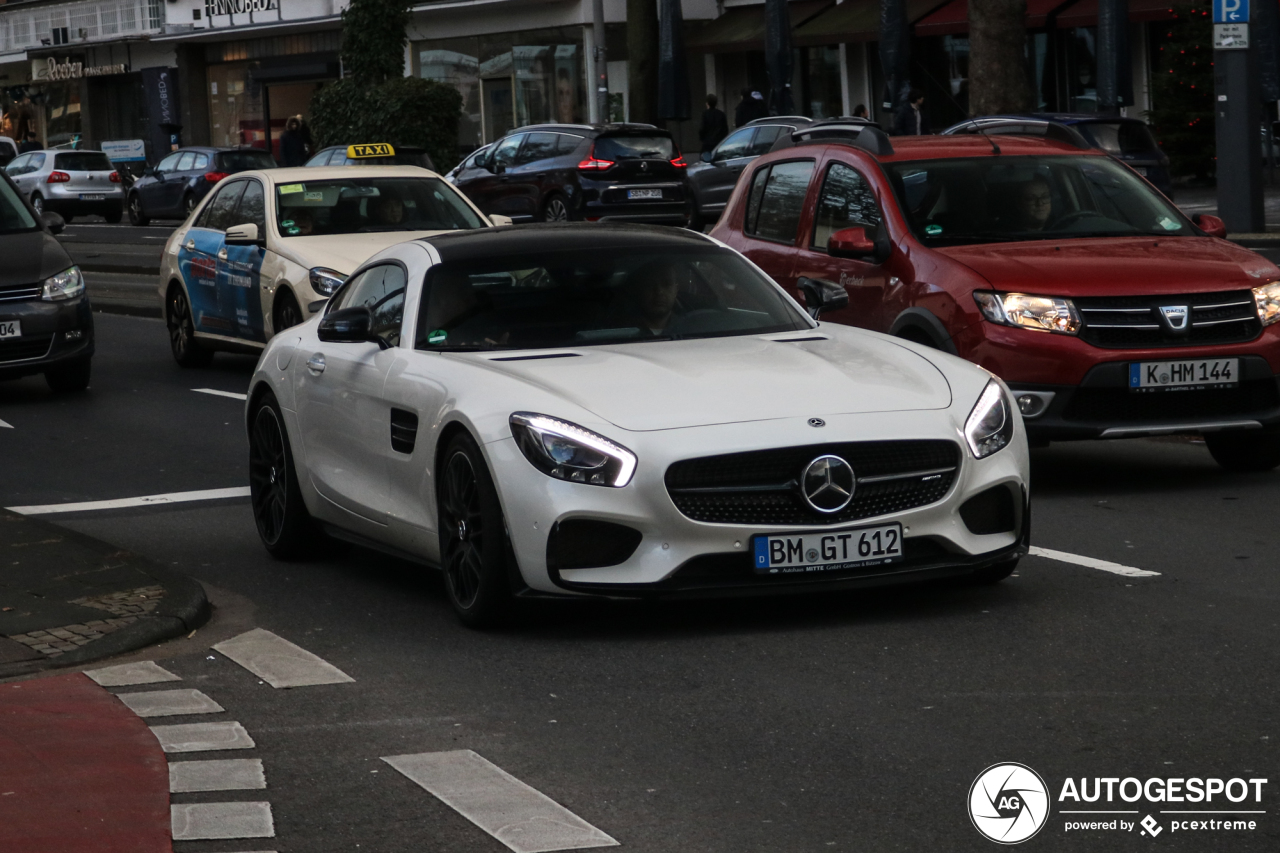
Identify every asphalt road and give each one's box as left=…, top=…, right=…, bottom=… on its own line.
left=1, top=313, right=1278, bottom=851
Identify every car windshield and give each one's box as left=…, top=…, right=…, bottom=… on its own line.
left=0, top=178, right=37, bottom=233
left=275, top=177, right=484, bottom=236
left=886, top=155, right=1193, bottom=246
left=1076, top=121, right=1159, bottom=157
left=594, top=135, right=676, bottom=160
left=54, top=152, right=112, bottom=171
left=218, top=150, right=277, bottom=171
left=415, top=247, right=808, bottom=350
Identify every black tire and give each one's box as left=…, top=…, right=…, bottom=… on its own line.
left=249, top=391, right=318, bottom=559
left=686, top=202, right=705, bottom=232
left=62, top=214, right=74, bottom=224
left=274, top=291, right=303, bottom=334
left=128, top=193, right=150, bottom=226
left=30, top=194, right=44, bottom=216
left=542, top=193, right=570, bottom=222
left=437, top=432, right=515, bottom=628
left=970, top=558, right=1018, bottom=585
left=1205, top=430, right=1280, bottom=472
left=183, top=193, right=198, bottom=218
left=166, top=285, right=214, bottom=368
left=45, top=357, right=91, bottom=393
left=103, top=206, right=123, bottom=224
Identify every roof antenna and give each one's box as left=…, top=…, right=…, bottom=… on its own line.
left=963, top=117, right=1000, bottom=156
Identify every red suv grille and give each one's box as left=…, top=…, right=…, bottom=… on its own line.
left=1075, top=290, right=1260, bottom=348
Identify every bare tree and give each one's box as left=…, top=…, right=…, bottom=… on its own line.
left=968, top=0, right=1034, bottom=115
left=627, top=0, right=659, bottom=123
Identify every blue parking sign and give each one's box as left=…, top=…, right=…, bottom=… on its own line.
left=1215, top=0, right=1249, bottom=23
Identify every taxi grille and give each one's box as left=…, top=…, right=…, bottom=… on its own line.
left=0, top=283, right=41, bottom=303
left=0, top=335, right=53, bottom=363
left=1076, top=290, right=1260, bottom=348
left=665, top=440, right=960, bottom=526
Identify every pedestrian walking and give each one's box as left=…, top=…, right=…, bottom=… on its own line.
left=852, top=103, right=868, bottom=119
left=279, top=116, right=308, bottom=167
left=18, top=131, right=40, bottom=153
left=699, top=94, right=728, bottom=154
left=734, top=89, right=768, bottom=127
left=893, top=89, right=929, bottom=136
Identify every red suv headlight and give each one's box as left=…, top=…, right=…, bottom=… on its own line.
left=1253, top=282, right=1280, bottom=326
left=974, top=291, right=1081, bottom=335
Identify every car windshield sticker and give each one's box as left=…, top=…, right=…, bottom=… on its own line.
left=281, top=219, right=301, bottom=235
left=925, top=224, right=943, bottom=236
left=1159, top=217, right=1180, bottom=231
left=428, top=329, right=447, bottom=344
left=304, top=191, right=324, bottom=202
left=279, top=183, right=304, bottom=194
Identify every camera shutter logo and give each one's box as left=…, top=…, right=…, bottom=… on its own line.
left=968, top=763, right=1050, bottom=844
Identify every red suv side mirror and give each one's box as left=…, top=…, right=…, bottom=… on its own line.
left=828, top=227, right=877, bottom=258
left=1193, top=213, right=1227, bottom=239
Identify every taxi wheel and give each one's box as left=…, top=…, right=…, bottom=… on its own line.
left=249, top=392, right=316, bottom=559
left=1205, top=430, right=1280, bottom=472
left=274, top=293, right=303, bottom=333
left=128, top=194, right=150, bottom=226
left=437, top=432, right=513, bottom=628
left=167, top=286, right=213, bottom=368
left=969, top=558, right=1018, bottom=585
left=45, top=357, right=91, bottom=393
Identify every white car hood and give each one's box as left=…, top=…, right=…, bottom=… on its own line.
left=470, top=331, right=953, bottom=431
left=272, top=231, right=452, bottom=275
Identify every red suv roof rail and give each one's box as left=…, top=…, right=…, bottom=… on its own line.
left=946, top=118, right=1092, bottom=150
left=771, top=123, right=895, bottom=157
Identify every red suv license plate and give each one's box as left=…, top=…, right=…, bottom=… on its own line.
left=1129, top=358, right=1239, bottom=392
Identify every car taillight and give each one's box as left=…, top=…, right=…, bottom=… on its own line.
left=576, top=147, right=614, bottom=172
left=204, top=171, right=229, bottom=183
left=670, top=154, right=687, bottom=168
left=109, top=171, right=121, bottom=183
left=46, top=171, right=70, bottom=183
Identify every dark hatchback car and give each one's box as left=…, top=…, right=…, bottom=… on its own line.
left=128, top=147, right=277, bottom=225
left=943, top=114, right=1174, bottom=198
left=686, top=116, right=813, bottom=230
left=453, top=123, right=689, bottom=224
left=0, top=171, right=93, bottom=392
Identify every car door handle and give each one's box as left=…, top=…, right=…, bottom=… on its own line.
left=217, top=248, right=228, bottom=261
left=306, top=353, right=326, bottom=374
left=185, top=239, right=196, bottom=251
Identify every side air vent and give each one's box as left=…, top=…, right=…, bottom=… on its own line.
left=390, top=408, right=419, bottom=454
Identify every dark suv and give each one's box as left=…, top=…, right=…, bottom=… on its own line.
left=686, top=116, right=812, bottom=230
left=128, top=147, right=277, bottom=224
left=452, top=124, right=689, bottom=225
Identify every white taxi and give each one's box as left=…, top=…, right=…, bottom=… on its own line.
left=158, top=162, right=506, bottom=366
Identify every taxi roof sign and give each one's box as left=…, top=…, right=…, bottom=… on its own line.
left=348, top=143, right=395, bottom=159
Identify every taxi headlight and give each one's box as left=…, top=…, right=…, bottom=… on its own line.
left=1252, top=281, right=1280, bottom=326
left=308, top=267, right=345, bottom=297
left=964, top=381, right=1015, bottom=459
left=974, top=291, right=1081, bottom=334
left=510, top=412, right=636, bottom=487
left=41, top=266, right=84, bottom=302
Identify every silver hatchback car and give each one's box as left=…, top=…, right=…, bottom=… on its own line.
left=4, top=149, right=124, bottom=223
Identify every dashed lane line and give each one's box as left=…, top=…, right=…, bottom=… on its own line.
left=213, top=628, right=355, bottom=689
left=383, top=749, right=619, bottom=853
left=116, top=688, right=225, bottom=718
left=151, top=721, right=256, bottom=753
left=1029, top=546, right=1161, bottom=578
left=5, top=486, right=251, bottom=515
left=194, top=387, right=248, bottom=401
left=169, top=759, right=267, bottom=793
left=85, top=661, right=182, bottom=687
left=171, top=801, right=275, bottom=842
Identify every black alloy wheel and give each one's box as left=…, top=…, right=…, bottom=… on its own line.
left=30, top=194, right=44, bottom=215
left=167, top=285, right=213, bottom=368
left=437, top=432, right=513, bottom=627
left=542, top=194, right=570, bottom=222
left=274, top=293, right=303, bottom=334
left=249, top=392, right=316, bottom=558
left=1205, top=430, right=1280, bottom=472
left=184, top=193, right=198, bottom=218
left=128, top=194, right=150, bottom=226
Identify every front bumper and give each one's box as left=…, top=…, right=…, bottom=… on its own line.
left=486, top=411, right=1030, bottom=597
left=0, top=295, right=94, bottom=381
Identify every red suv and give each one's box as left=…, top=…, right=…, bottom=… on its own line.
left=711, top=123, right=1280, bottom=472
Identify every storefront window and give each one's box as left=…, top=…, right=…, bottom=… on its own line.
left=794, top=46, right=843, bottom=120
left=207, top=61, right=267, bottom=149
left=44, top=81, right=82, bottom=147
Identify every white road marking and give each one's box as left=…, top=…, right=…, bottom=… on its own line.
left=85, top=660, right=181, bottom=687
left=1029, top=546, right=1161, bottom=578
left=171, top=802, right=275, bottom=841
left=194, top=387, right=248, bottom=401
left=117, top=688, right=225, bottom=718
left=382, top=750, right=619, bottom=853
left=0, top=418, right=11, bottom=429
left=169, top=758, right=267, bottom=793
left=150, top=721, right=256, bottom=753
left=213, top=628, right=355, bottom=689
left=5, top=486, right=251, bottom=515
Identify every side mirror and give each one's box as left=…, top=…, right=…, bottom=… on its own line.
left=317, top=306, right=387, bottom=348
left=1193, top=213, right=1227, bottom=239
left=489, top=214, right=514, bottom=226
left=225, top=223, right=261, bottom=245
left=828, top=226, right=877, bottom=258
left=797, top=276, right=849, bottom=319
left=41, top=211, right=65, bottom=235
left=493, top=163, right=507, bottom=175
left=701, top=151, right=714, bottom=163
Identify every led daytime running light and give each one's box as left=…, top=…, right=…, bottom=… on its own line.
left=510, top=412, right=637, bottom=487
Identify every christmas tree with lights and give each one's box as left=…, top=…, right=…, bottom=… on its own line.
left=1148, top=0, right=1215, bottom=180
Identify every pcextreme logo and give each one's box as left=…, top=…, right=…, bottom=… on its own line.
left=968, top=763, right=1269, bottom=844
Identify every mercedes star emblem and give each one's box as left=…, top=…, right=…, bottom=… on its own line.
left=800, top=455, right=856, bottom=514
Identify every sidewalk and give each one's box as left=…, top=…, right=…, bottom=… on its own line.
left=0, top=510, right=209, bottom=678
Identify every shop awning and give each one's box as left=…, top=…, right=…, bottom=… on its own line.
left=913, top=0, right=1175, bottom=37
left=792, top=0, right=946, bottom=46
left=687, top=0, right=835, bottom=52
left=1055, top=0, right=1177, bottom=27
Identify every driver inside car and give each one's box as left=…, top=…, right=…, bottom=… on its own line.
left=621, top=259, right=683, bottom=335
left=369, top=193, right=406, bottom=227
left=1010, top=177, right=1053, bottom=232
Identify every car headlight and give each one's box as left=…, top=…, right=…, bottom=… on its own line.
left=510, top=412, right=637, bottom=487
left=309, top=267, right=346, bottom=297
left=974, top=291, right=1081, bottom=334
left=1253, top=281, right=1280, bottom=326
left=41, top=266, right=84, bottom=302
left=964, top=381, right=1015, bottom=459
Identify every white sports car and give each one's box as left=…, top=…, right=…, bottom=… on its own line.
left=246, top=224, right=1030, bottom=625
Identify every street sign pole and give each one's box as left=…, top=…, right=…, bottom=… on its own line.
left=1214, top=0, right=1265, bottom=233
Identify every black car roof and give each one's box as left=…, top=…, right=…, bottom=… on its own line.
left=419, top=223, right=715, bottom=262
left=507, top=123, right=668, bottom=138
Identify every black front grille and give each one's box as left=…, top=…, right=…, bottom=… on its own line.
left=1064, top=380, right=1280, bottom=423
left=1076, top=290, right=1261, bottom=348
left=0, top=335, right=53, bottom=363
left=0, top=284, right=41, bottom=303
left=665, top=440, right=961, bottom=526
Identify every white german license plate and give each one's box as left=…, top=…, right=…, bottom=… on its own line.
left=79, top=193, right=104, bottom=200
left=0, top=319, right=21, bottom=339
left=752, top=522, right=903, bottom=575
left=1129, top=358, right=1238, bottom=391
left=627, top=188, right=662, bottom=200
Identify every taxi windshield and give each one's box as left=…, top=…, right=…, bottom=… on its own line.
left=885, top=155, right=1193, bottom=246
left=275, top=177, right=484, bottom=236
left=414, top=247, right=808, bottom=350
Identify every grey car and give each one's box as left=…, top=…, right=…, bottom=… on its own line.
left=685, top=117, right=812, bottom=230
left=5, top=149, right=124, bottom=222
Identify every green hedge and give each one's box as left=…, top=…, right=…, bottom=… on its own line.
left=310, top=76, right=464, bottom=174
